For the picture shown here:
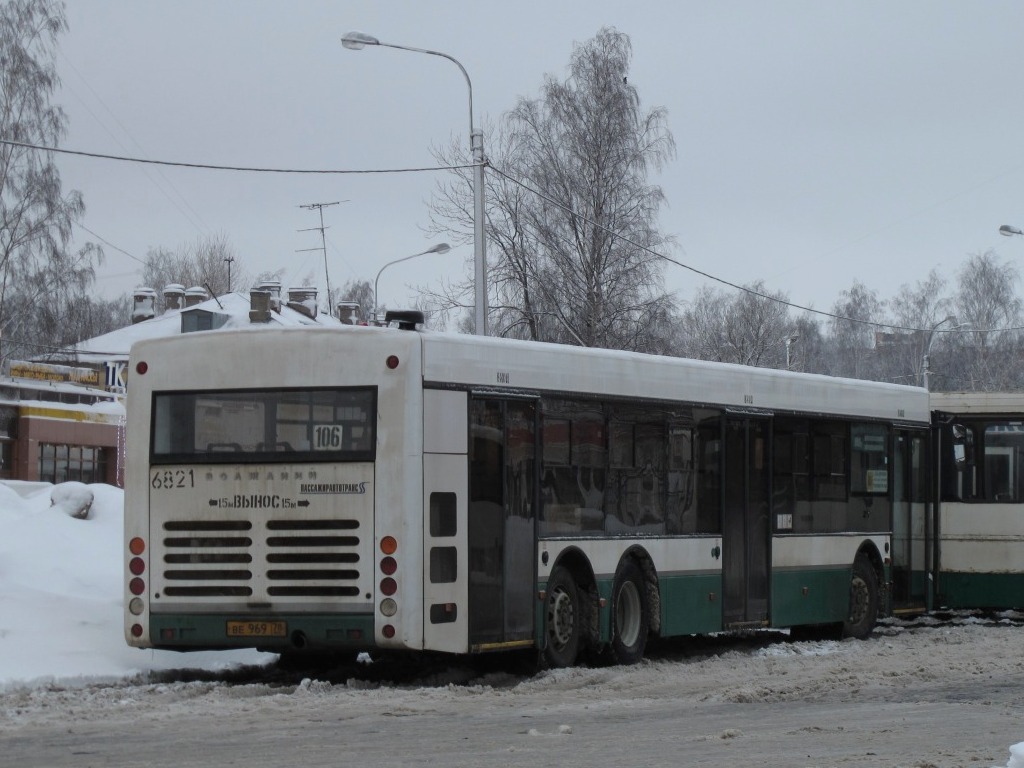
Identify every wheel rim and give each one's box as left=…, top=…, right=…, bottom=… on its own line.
left=849, top=574, right=869, bottom=625
left=615, top=580, right=642, bottom=647
left=548, top=587, right=574, bottom=648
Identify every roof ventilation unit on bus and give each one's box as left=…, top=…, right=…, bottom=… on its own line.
left=384, top=310, right=424, bottom=331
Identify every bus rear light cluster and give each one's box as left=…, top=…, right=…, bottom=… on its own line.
left=128, top=536, right=147, bottom=632
left=379, top=537, right=398, bottom=638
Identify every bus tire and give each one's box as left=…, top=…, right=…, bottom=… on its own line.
left=610, top=560, right=649, bottom=665
left=544, top=566, right=581, bottom=668
left=843, top=557, right=879, bottom=640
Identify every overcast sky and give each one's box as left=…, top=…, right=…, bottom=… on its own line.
left=54, top=1, right=1024, bottom=322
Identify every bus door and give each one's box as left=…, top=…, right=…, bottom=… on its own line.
left=722, top=416, right=771, bottom=628
left=467, top=397, right=537, bottom=651
left=891, top=429, right=929, bottom=611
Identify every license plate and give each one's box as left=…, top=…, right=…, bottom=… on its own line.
left=226, top=620, right=287, bottom=638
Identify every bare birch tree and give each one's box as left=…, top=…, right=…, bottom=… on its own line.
left=950, top=250, right=1023, bottom=390
left=429, top=28, right=676, bottom=350
left=140, top=233, right=242, bottom=312
left=827, top=281, right=883, bottom=380
left=0, top=0, right=102, bottom=366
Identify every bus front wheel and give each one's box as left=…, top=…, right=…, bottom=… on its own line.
left=843, top=557, right=879, bottom=640
left=610, top=560, right=649, bottom=665
left=544, top=566, right=581, bottom=667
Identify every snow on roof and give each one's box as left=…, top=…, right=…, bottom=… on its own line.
left=66, top=291, right=344, bottom=364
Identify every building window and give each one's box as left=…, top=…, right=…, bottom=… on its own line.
left=37, top=443, right=108, bottom=484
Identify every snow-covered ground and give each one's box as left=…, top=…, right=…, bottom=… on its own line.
left=0, top=481, right=1021, bottom=767
left=0, top=481, right=272, bottom=688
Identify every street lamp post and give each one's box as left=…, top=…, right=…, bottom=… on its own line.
left=922, top=315, right=959, bottom=391
left=784, top=334, right=800, bottom=370
left=342, top=31, right=488, bottom=336
left=373, top=243, right=451, bottom=323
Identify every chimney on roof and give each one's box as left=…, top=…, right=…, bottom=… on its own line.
left=184, top=286, right=208, bottom=307
left=336, top=301, right=360, bottom=325
left=286, top=286, right=318, bottom=319
left=249, top=289, right=272, bottom=323
left=132, top=287, right=157, bottom=324
left=256, top=280, right=282, bottom=313
left=163, top=283, right=185, bottom=311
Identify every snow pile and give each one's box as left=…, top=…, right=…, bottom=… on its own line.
left=0, top=481, right=272, bottom=689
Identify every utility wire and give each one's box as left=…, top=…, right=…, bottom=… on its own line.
left=73, top=221, right=146, bottom=265
left=487, top=164, right=1024, bottom=337
left=8, top=136, right=1020, bottom=336
left=0, top=138, right=476, bottom=174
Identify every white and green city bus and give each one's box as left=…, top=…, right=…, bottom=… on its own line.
left=124, top=313, right=932, bottom=666
left=931, top=392, right=1024, bottom=610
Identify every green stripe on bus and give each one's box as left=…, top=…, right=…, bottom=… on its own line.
left=938, top=572, right=1024, bottom=610
left=771, top=567, right=851, bottom=627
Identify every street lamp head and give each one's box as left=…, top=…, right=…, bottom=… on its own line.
left=341, top=31, right=380, bottom=50
left=999, top=224, right=1024, bottom=237
left=429, top=243, right=452, bottom=255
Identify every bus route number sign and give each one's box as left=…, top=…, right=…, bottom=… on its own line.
left=313, top=424, right=343, bottom=451
left=226, top=620, right=287, bottom=638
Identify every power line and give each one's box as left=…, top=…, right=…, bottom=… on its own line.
left=58, top=50, right=212, bottom=236
left=0, top=138, right=476, bottom=174
left=486, top=164, right=1024, bottom=336
left=72, top=221, right=146, bottom=264
left=9, top=136, right=1018, bottom=335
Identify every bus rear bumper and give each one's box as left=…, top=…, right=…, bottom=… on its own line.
left=146, top=612, right=376, bottom=652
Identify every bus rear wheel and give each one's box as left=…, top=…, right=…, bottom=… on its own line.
left=544, top=566, right=581, bottom=667
left=610, top=560, right=649, bottom=665
left=843, top=557, right=879, bottom=640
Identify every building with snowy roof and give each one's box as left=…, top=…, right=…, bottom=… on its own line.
left=0, top=284, right=360, bottom=487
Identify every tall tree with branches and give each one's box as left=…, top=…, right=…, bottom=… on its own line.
left=140, top=233, right=242, bottom=312
left=0, top=0, right=101, bottom=366
left=429, top=28, right=676, bottom=350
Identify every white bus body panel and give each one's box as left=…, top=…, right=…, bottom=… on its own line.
left=422, top=389, right=469, bottom=653
left=939, top=502, right=1024, bottom=573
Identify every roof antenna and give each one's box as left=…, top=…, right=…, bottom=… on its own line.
left=204, top=283, right=223, bottom=309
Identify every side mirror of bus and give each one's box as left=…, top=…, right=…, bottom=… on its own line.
left=951, top=424, right=975, bottom=469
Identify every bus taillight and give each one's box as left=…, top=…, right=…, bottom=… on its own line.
left=129, top=558, right=145, bottom=576
left=380, top=556, right=397, bottom=575
left=129, top=537, right=145, bottom=555
left=130, top=624, right=143, bottom=638
left=380, top=577, right=397, bottom=596
left=129, top=577, right=145, bottom=596
left=380, top=536, right=397, bottom=555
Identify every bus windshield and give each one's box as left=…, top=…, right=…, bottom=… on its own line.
left=150, top=387, right=376, bottom=464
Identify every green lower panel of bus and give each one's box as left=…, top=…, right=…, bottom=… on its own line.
left=938, top=572, right=1024, bottom=610
left=656, top=572, right=725, bottom=637
left=770, top=567, right=851, bottom=628
left=148, top=612, right=375, bottom=652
